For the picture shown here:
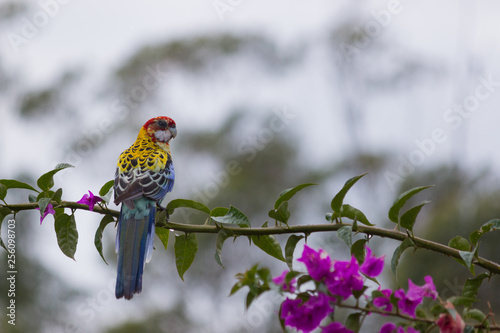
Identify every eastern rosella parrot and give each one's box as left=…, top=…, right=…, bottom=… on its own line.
left=114, top=116, right=176, bottom=300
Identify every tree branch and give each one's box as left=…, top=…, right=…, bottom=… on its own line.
left=3, top=201, right=500, bottom=275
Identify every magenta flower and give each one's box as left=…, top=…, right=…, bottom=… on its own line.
left=321, top=322, right=354, bottom=333
left=325, top=256, right=363, bottom=299
left=272, top=270, right=296, bottom=292
left=394, top=288, right=422, bottom=318
left=77, top=190, right=103, bottom=211
left=360, top=247, right=385, bottom=278
left=373, top=288, right=393, bottom=312
left=280, top=293, right=333, bottom=333
left=36, top=203, right=56, bottom=225
left=407, top=276, right=438, bottom=300
left=380, top=324, right=419, bottom=333
left=297, top=245, right=332, bottom=281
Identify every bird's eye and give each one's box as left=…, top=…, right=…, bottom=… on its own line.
left=157, top=119, right=168, bottom=128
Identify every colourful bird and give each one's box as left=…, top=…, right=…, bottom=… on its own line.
left=114, top=116, right=176, bottom=300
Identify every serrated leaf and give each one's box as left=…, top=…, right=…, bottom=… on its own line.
left=351, top=239, right=367, bottom=264
left=391, top=238, right=414, bottom=274
left=388, top=185, right=432, bottom=223
left=400, top=201, right=430, bottom=232
left=285, top=235, right=304, bottom=271
left=54, top=213, right=78, bottom=260
left=99, top=180, right=114, bottom=196
left=175, top=233, right=198, bottom=280
left=211, top=205, right=250, bottom=227
left=37, top=163, right=74, bottom=192
left=337, top=225, right=352, bottom=249
left=166, top=199, right=210, bottom=216
left=155, top=228, right=170, bottom=250
left=339, top=204, right=373, bottom=226
left=274, top=183, right=316, bottom=209
left=345, top=312, right=362, bottom=332
left=215, top=229, right=234, bottom=268
left=448, top=236, right=470, bottom=251
left=0, top=179, right=39, bottom=193
left=268, top=201, right=291, bottom=224
left=210, top=207, right=229, bottom=217
left=331, top=173, right=367, bottom=213
left=94, top=214, right=115, bottom=264
left=252, top=232, right=285, bottom=262
left=0, top=183, right=6, bottom=200
left=463, top=273, right=488, bottom=300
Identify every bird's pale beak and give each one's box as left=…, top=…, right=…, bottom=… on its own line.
left=169, top=126, right=177, bottom=138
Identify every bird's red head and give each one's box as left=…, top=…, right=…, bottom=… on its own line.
left=142, top=116, right=177, bottom=144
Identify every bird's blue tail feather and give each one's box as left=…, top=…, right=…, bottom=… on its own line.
left=115, top=203, right=155, bottom=300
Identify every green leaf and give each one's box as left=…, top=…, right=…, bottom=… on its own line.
left=99, top=180, right=114, bottom=196
left=331, top=173, right=367, bottom=213
left=482, top=218, right=500, bottom=230
left=388, top=185, right=432, bottom=223
left=211, top=205, right=250, bottom=227
left=54, top=213, right=78, bottom=260
left=166, top=199, right=210, bottom=216
left=391, top=238, right=414, bottom=274
left=471, top=219, right=500, bottom=247
left=155, top=228, right=170, bottom=250
left=155, top=209, right=167, bottom=227
left=0, top=183, right=6, bottom=200
left=274, top=183, right=316, bottom=209
left=464, top=308, right=487, bottom=323
left=345, top=312, right=362, bottom=333
left=338, top=204, right=373, bottom=226
left=285, top=235, right=304, bottom=271
left=268, top=201, right=291, bottom=224
left=94, top=214, right=115, bottom=264
left=459, top=249, right=477, bottom=274
left=463, top=273, right=489, bottom=300
left=400, top=201, right=430, bottom=232
left=38, top=197, right=52, bottom=220
left=215, top=229, right=234, bottom=268
left=252, top=222, right=285, bottom=262
left=174, top=233, right=198, bottom=280
left=0, top=179, right=39, bottom=193
left=448, top=296, right=477, bottom=308
left=37, top=163, right=74, bottom=192
left=210, top=207, right=229, bottom=217
left=351, top=239, right=367, bottom=264
left=52, top=188, right=63, bottom=203
left=0, top=207, right=13, bottom=251
left=28, top=193, right=37, bottom=203
left=337, top=225, right=352, bottom=249
left=448, top=236, right=470, bottom=251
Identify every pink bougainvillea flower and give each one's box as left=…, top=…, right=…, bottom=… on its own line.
left=321, top=322, right=354, bottom=333
left=36, top=203, right=55, bottom=225
left=360, top=247, right=385, bottom=278
left=76, top=190, right=103, bottom=211
left=379, top=323, right=419, bottom=333
left=272, top=270, right=296, bottom=293
left=297, top=245, right=332, bottom=281
left=325, top=256, right=364, bottom=299
left=436, top=302, right=465, bottom=333
left=373, top=288, right=393, bottom=312
left=280, top=293, right=333, bottom=333
left=407, top=276, right=438, bottom=300
left=394, top=288, right=422, bottom=318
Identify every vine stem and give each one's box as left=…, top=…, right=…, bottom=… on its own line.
left=3, top=201, right=500, bottom=275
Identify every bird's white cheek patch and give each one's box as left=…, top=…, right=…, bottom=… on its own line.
left=154, top=130, right=171, bottom=142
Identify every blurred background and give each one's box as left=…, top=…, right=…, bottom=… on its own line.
left=1, top=0, right=500, bottom=332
